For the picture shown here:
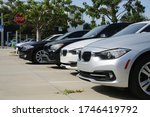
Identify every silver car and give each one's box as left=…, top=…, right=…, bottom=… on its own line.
left=77, top=33, right=150, bottom=99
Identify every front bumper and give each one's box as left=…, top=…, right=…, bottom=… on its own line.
left=77, top=50, right=137, bottom=88
left=60, top=50, right=78, bottom=69
left=44, top=45, right=61, bottom=64
left=78, top=70, right=116, bottom=82
left=47, top=50, right=60, bottom=64
left=18, top=49, right=33, bottom=61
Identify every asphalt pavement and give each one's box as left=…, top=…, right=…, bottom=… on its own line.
left=0, top=48, right=137, bottom=100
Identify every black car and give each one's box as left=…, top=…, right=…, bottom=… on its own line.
left=18, top=30, right=88, bottom=64
left=44, top=23, right=131, bottom=66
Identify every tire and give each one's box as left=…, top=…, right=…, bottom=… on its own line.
left=32, top=49, right=48, bottom=64
left=129, top=55, right=150, bottom=99
left=56, top=63, right=61, bottom=67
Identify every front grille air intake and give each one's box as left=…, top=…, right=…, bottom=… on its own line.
left=82, top=51, right=91, bottom=62
left=62, top=50, right=67, bottom=56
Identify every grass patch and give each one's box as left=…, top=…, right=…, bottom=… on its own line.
left=63, top=89, right=84, bottom=95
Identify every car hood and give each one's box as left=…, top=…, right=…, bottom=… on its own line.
left=17, top=41, right=36, bottom=48
left=30, top=40, right=51, bottom=46
left=16, top=41, right=35, bottom=47
left=44, top=37, right=92, bottom=47
left=62, top=38, right=105, bottom=50
left=87, top=33, right=150, bottom=49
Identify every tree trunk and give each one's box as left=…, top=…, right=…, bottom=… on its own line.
left=36, top=28, right=41, bottom=41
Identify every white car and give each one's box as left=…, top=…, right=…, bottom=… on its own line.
left=60, top=39, right=101, bottom=69
left=60, top=21, right=150, bottom=69
left=77, top=33, right=150, bottom=99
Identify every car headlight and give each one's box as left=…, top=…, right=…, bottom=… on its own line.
left=22, top=45, right=34, bottom=51
left=94, top=48, right=131, bottom=59
left=50, top=44, right=64, bottom=50
left=69, top=48, right=82, bottom=55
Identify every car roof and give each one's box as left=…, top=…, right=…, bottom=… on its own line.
left=135, top=21, right=150, bottom=24
left=52, top=34, right=63, bottom=36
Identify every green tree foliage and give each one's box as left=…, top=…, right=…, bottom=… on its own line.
left=101, top=15, right=106, bottom=25
left=0, top=0, right=84, bottom=41
left=83, top=0, right=101, bottom=27
left=0, top=0, right=26, bottom=25
left=83, top=0, right=123, bottom=25
left=83, top=23, right=91, bottom=30
left=83, top=0, right=146, bottom=25
left=100, top=0, right=122, bottom=23
left=121, top=0, right=146, bottom=22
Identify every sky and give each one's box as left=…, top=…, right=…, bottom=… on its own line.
left=72, top=0, right=150, bottom=24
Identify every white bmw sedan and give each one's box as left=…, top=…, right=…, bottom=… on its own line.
left=77, top=33, right=150, bottom=99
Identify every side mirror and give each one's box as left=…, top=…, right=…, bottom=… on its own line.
left=100, top=34, right=107, bottom=38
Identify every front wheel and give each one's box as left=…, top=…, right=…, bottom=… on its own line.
left=32, top=49, right=48, bottom=64
left=129, top=55, right=150, bottom=99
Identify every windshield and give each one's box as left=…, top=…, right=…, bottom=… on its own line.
left=55, top=32, right=71, bottom=41
left=42, top=36, right=52, bottom=41
left=46, top=35, right=62, bottom=41
left=113, top=23, right=147, bottom=37
left=42, top=34, right=63, bottom=41
left=82, top=25, right=108, bottom=38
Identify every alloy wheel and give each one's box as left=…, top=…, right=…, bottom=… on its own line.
left=138, top=62, right=150, bottom=96
left=35, top=50, right=48, bottom=63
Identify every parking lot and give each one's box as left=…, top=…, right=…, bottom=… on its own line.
left=0, top=48, right=137, bottom=100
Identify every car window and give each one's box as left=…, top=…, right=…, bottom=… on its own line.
left=82, top=25, right=108, bottom=38
left=55, top=32, right=71, bottom=40
left=96, top=24, right=129, bottom=38
left=55, top=31, right=88, bottom=41
left=141, top=25, right=150, bottom=32
left=42, top=36, right=52, bottom=41
left=67, top=31, right=88, bottom=38
left=51, top=35, right=61, bottom=41
left=113, top=23, right=147, bottom=37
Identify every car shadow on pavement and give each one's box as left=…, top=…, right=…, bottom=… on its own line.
left=70, top=71, right=78, bottom=76
left=92, top=86, right=139, bottom=100
left=25, top=62, right=53, bottom=65
left=49, top=66, right=68, bottom=70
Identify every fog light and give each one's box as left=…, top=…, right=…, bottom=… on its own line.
left=91, top=70, right=116, bottom=81
left=109, top=72, right=114, bottom=79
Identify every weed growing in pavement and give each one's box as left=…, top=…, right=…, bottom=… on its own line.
left=63, top=89, right=84, bottom=95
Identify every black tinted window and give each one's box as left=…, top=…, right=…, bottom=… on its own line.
left=113, top=23, right=147, bottom=37
left=46, top=35, right=61, bottom=41
left=82, top=25, right=108, bottom=38
left=97, top=24, right=129, bottom=37
left=141, top=25, right=150, bottom=32
left=67, top=31, right=87, bottom=38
